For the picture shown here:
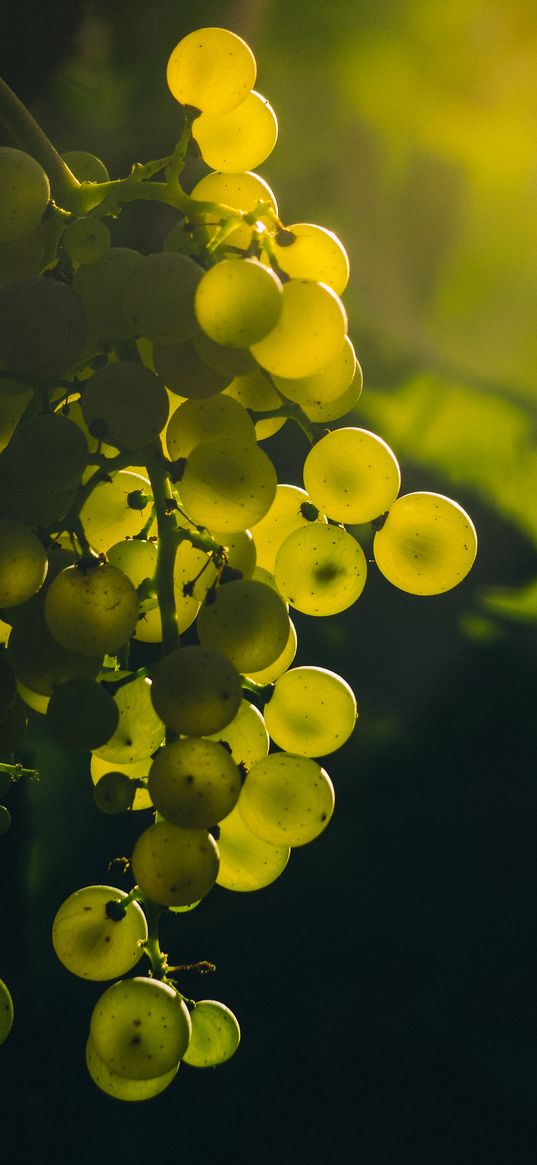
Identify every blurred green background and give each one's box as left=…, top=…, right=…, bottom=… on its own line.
left=1, top=1, right=537, bottom=1162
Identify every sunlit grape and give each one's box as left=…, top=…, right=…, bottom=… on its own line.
left=52, top=885, right=147, bottom=981
left=239, top=753, right=335, bottom=846
left=303, top=427, right=401, bottom=524
left=195, top=259, right=283, bottom=348
left=167, top=28, right=256, bottom=114
left=373, top=491, right=478, bottom=595
left=193, top=92, right=278, bottom=173
left=216, top=803, right=290, bottom=892
left=274, top=523, right=367, bottom=615
left=44, top=562, right=139, bottom=657
left=131, top=820, right=219, bottom=907
left=183, top=1000, right=240, bottom=1067
left=264, top=666, right=357, bottom=757
left=148, top=737, right=241, bottom=828
left=250, top=279, right=347, bottom=378
left=90, top=976, right=191, bottom=1079
left=86, top=1035, right=179, bottom=1101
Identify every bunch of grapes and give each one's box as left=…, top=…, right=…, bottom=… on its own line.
left=0, top=27, right=477, bottom=1099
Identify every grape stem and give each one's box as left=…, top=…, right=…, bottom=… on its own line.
left=144, top=441, right=180, bottom=655
left=0, top=76, right=81, bottom=208
left=0, top=761, right=39, bottom=782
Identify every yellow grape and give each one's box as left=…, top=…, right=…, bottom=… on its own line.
left=52, top=885, right=147, bottom=980
left=264, top=666, right=357, bottom=757
left=268, top=222, right=350, bottom=293
left=216, top=803, right=290, bottom=892
left=86, top=1036, right=179, bottom=1102
left=167, top=28, right=256, bottom=114
left=272, top=335, right=358, bottom=406
left=251, top=483, right=327, bottom=574
left=373, top=491, right=478, bottom=595
left=90, top=976, right=191, bottom=1079
left=303, top=427, right=401, bottom=524
left=250, top=279, right=347, bottom=378
left=180, top=437, right=277, bottom=533
left=274, top=523, right=367, bottom=616
left=238, top=753, right=335, bottom=847
left=131, top=820, right=219, bottom=907
left=195, top=259, right=283, bottom=348
left=192, top=91, right=278, bottom=173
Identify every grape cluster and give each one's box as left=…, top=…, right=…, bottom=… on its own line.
left=0, top=27, right=477, bottom=1097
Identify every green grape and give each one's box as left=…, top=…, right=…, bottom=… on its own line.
left=131, top=821, right=219, bottom=907
left=264, top=666, right=357, bottom=757
left=245, top=616, right=297, bottom=684
left=301, top=360, right=363, bottom=423
left=46, top=677, right=120, bottom=750
left=107, top=538, right=157, bottom=589
left=153, top=337, right=231, bottom=399
left=93, top=676, right=164, bottom=764
left=192, top=91, right=278, bottom=173
left=80, top=470, right=154, bottom=554
left=0, top=519, right=47, bottom=608
left=166, top=394, right=255, bottom=460
left=196, top=578, right=290, bottom=673
left=250, top=279, right=347, bottom=378
left=151, top=645, right=242, bottom=736
left=86, top=1035, right=179, bottom=1102
left=81, top=361, right=169, bottom=451
left=1, top=413, right=89, bottom=527
left=52, top=885, right=147, bottom=981
left=268, top=222, right=350, bottom=294
left=123, top=253, right=203, bottom=344
left=91, top=754, right=152, bottom=811
left=73, top=248, right=146, bottom=347
left=0, top=805, right=11, bottom=835
left=90, top=976, right=191, bottom=1079
left=303, top=427, right=401, bottom=524
left=62, top=151, right=110, bottom=183
left=224, top=368, right=285, bottom=440
left=148, top=737, right=241, bottom=828
left=190, top=170, right=278, bottom=249
left=180, top=437, right=277, bottom=533
left=0, top=147, right=50, bottom=242
left=194, top=259, right=283, bottom=348
left=274, top=523, right=367, bottom=616
left=373, top=491, right=478, bottom=595
left=204, top=699, right=269, bottom=771
left=251, top=484, right=327, bottom=574
left=194, top=331, right=254, bottom=377
left=7, top=602, right=102, bottom=696
left=207, top=529, right=257, bottom=582
left=238, top=753, right=335, bottom=846
left=216, top=802, right=290, bottom=892
left=272, top=335, right=358, bottom=406
left=0, top=979, right=14, bottom=1043
left=183, top=1000, right=240, bottom=1067
left=93, top=771, right=136, bottom=814
left=0, top=225, right=45, bottom=286
left=62, top=215, right=111, bottom=265
left=44, top=562, right=139, bottom=657
left=167, top=27, right=256, bottom=114
left=0, top=277, right=86, bottom=378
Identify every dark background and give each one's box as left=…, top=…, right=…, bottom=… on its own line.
left=1, top=2, right=537, bottom=1162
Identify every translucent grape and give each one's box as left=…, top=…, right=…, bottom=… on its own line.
left=86, top=1035, right=179, bottom=1101
left=46, top=677, right=119, bottom=750
left=301, top=361, right=363, bottom=423
left=62, top=151, right=109, bottom=183
left=269, top=223, right=349, bottom=293
left=0, top=978, right=14, bottom=1044
left=373, top=491, right=478, bottom=595
left=166, top=394, right=255, bottom=461
left=0, top=147, right=50, bottom=242
left=153, top=337, right=231, bottom=399
left=148, top=738, right=241, bottom=828
left=192, top=91, right=278, bottom=173
left=93, top=771, right=136, bottom=814
left=62, top=216, right=111, bottom=265
left=7, top=601, right=102, bottom=696
left=196, top=578, right=290, bottom=673
left=245, top=617, right=297, bottom=684
left=191, top=170, right=278, bottom=249
left=216, top=803, right=290, bottom=892
left=44, top=562, right=139, bottom=657
left=151, top=645, right=242, bottom=736
left=204, top=699, right=269, bottom=771
left=0, top=277, right=86, bottom=377
left=250, top=279, right=347, bottom=378
left=0, top=519, right=47, bottom=607
left=131, top=820, right=219, bottom=907
left=93, top=676, right=164, bottom=764
left=183, top=1000, right=240, bottom=1067
left=238, top=753, right=335, bottom=846
left=303, top=427, right=401, bottom=524
left=195, top=259, right=283, bottom=348
left=167, top=28, right=256, bottom=114
left=180, top=437, right=277, bottom=533
left=251, top=484, right=327, bottom=574
left=274, top=523, right=367, bottom=615
left=224, top=368, right=286, bottom=440
left=273, top=336, right=358, bottom=406
left=73, top=248, right=146, bottom=347
left=80, top=470, right=153, bottom=553
left=81, top=361, right=169, bottom=450
left=90, top=976, right=191, bottom=1079
left=264, top=666, right=357, bottom=757
left=123, top=253, right=203, bottom=344
left=107, top=538, right=157, bottom=589
left=52, top=885, right=147, bottom=980
left=194, top=331, right=254, bottom=377
left=90, top=754, right=152, bottom=812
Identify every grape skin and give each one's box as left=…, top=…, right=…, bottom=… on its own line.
left=52, top=886, right=147, bottom=980
left=131, top=820, right=219, bottom=907
left=238, top=753, right=335, bottom=847
left=86, top=1035, right=179, bottom=1101
left=90, top=976, right=192, bottom=1080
